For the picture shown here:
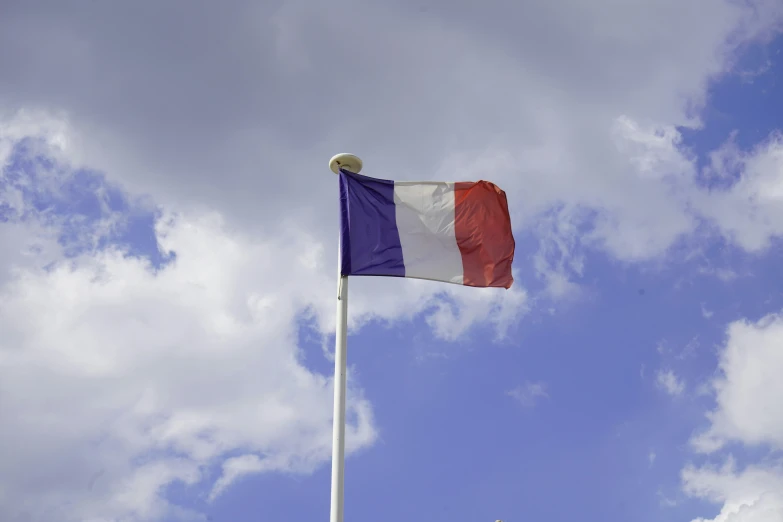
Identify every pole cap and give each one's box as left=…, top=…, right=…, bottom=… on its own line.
left=329, top=153, right=363, bottom=175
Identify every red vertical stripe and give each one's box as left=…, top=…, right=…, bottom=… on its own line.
left=454, top=181, right=515, bottom=289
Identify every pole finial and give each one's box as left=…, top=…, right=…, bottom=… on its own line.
left=329, top=153, right=363, bottom=175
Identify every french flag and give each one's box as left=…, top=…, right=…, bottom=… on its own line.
left=339, top=169, right=515, bottom=289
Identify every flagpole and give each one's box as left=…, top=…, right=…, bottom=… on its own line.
left=328, top=153, right=363, bottom=522
left=330, top=271, right=348, bottom=522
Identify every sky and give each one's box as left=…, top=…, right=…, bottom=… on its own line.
left=1, top=1, right=783, bottom=521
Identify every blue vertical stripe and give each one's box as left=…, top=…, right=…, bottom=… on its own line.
left=339, top=170, right=405, bottom=277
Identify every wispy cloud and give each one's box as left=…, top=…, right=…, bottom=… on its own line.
left=507, top=382, right=549, bottom=408
left=656, top=369, right=685, bottom=396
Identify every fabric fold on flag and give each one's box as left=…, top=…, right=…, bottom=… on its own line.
left=339, top=169, right=515, bottom=289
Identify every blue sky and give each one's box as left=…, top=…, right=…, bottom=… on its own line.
left=2, top=2, right=783, bottom=522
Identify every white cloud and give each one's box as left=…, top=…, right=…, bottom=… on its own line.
left=692, top=312, right=783, bottom=453
left=696, top=133, right=783, bottom=253
left=209, top=454, right=266, bottom=501
left=424, top=280, right=529, bottom=342
left=533, top=205, right=586, bottom=299
left=508, top=382, right=549, bottom=408
left=657, top=369, right=686, bottom=396
left=681, top=310, right=783, bottom=521
left=0, top=108, right=76, bottom=169
left=679, top=337, right=701, bottom=360
left=683, top=458, right=783, bottom=522
left=1, top=0, right=781, bottom=270
left=0, top=210, right=379, bottom=520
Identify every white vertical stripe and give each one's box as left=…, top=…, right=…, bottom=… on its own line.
left=393, top=182, right=464, bottom=284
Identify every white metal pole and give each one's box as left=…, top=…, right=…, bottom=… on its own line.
left=327, top=152, right=362, bottom=522
left=329, top=272, right=348, bottom=522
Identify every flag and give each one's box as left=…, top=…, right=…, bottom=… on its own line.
left=338, top=169, right=515, bottom=288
